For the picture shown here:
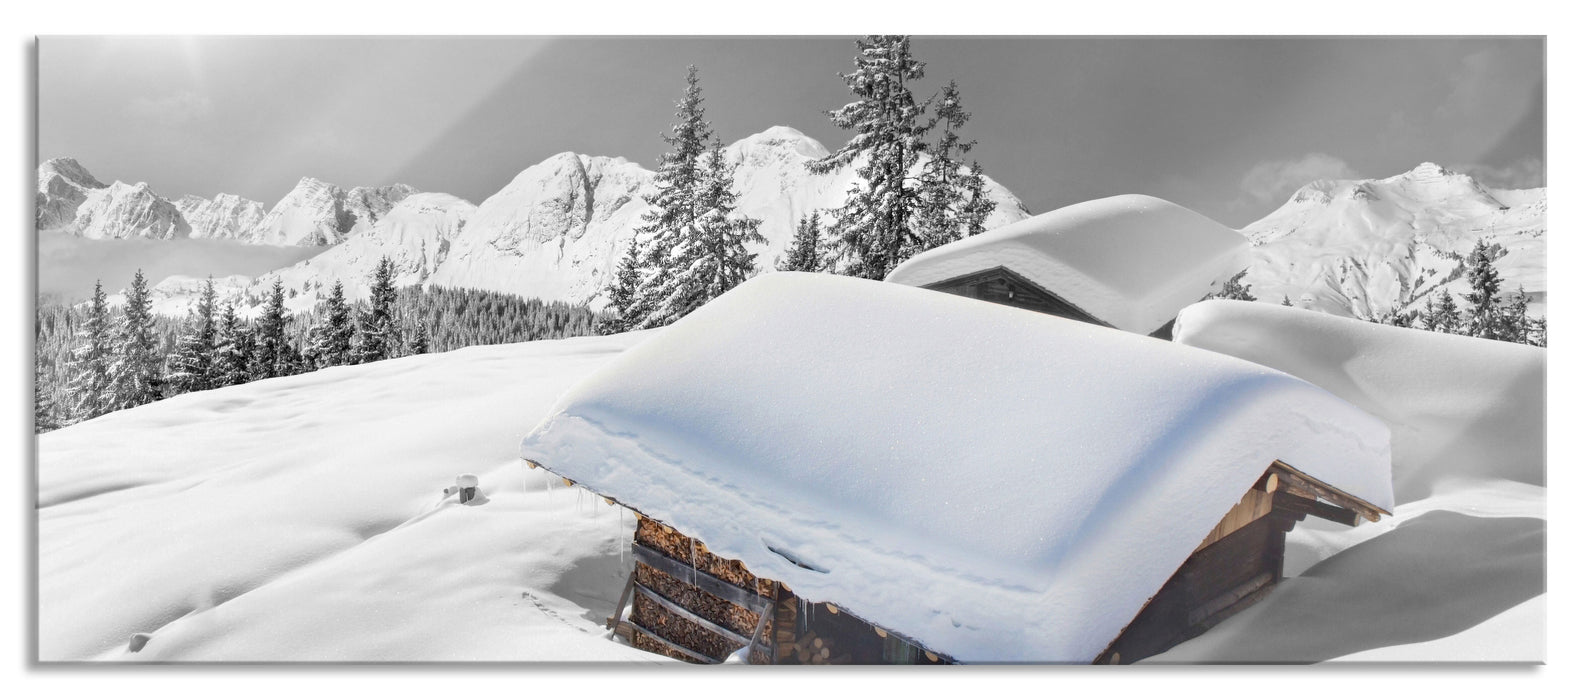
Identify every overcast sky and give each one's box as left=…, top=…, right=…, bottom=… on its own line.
left=38, top=35, right=1543, bottom=227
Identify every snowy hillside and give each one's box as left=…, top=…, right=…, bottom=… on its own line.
left=36, top=294, right=1542, bottom=662
left=38, top=333, right=667, bottom=662
left=1240, top=162, right=1546, bottom=319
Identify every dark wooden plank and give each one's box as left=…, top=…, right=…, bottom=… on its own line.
left=631, top=541, right=771, bottom=611
left=627, top=620, right=717, bottom=664
left=1271, top=460, right=1390, bottom=520
left=606, top=568, right=636, bottom=630
left=1272, top=490, right=1362, bottom=526
left=635, top=582, right=753, bottom=647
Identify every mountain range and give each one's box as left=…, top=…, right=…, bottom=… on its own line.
left=37, top=130, right=1544, bottom=322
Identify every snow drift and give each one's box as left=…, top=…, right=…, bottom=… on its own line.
left=518, top=272, right=1392, bottom=663
left=886, top=194, right=1248, bottom=334
left=1152, top=299, right=1544, bottom=662
left=1174, top=300, right=1544, bottom=503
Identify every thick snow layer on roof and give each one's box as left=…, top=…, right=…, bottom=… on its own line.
left=519, top=272, right=1392, bottom=663
left=1174, top=300, right=1544, bottom=503
left=886, top=194, right=1249, bottom=334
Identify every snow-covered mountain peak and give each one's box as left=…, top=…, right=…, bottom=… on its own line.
left=729, top=125, right=831, bottom=161
left=71, top=180, right=191, bottom=240
left=38, top=157, right=105, bottom=190
left=174, top=192, right=268, bottom=241
left=1241, top=162, right=1546, bottom=321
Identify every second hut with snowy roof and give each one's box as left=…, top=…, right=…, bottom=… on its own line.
left=520, top=273, right=1392, bottom=664
left=886, top=194, right=1250, bottom=338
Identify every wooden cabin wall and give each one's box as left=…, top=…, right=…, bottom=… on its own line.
left=1099, top=510, right=1297, bottom=664
left=924, top=268, right=1108, bottom=326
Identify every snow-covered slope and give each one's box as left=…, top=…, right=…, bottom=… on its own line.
left=246, top=177, right=416, bottom=247
left=37, top=333, right=667, bottom=662
left=173, top=193, right=268, bottom=241
left=36, top=157, right=106, bottom=231
left=1151, top=299, right=1544, bottom=662
left=253, top=192, right=477, bottom=313
left=519, top=273, right=1392, bottom=663
left=1240, top=162, right=1546, bottom=319
left=72, top=181, right=192, bottom=240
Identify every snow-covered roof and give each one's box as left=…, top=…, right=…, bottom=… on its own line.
left=518, top=272, right=1392, bottom=663
left=886, top=194, right=1250, bottom=334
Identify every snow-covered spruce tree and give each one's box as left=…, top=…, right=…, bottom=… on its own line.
left=915, top=81, right=983, bottom=252
left=599, top=236, right=644, bottom=335
left=406, top=323, right=430, bottom=355
left=626, top=66, right=715, bottom=328
left=35, top=353, right=59, bottom=433
left=959, top=160, right=994, bottom=238
left=307, top=281, right=356, bottom=368
left=635, top=143, right=765, bottom=328
left=1419, top=287, right=1462, bottom=334
left=778, top=212, right=827, bottom=273
left=251, top=279, right=297, bottom=380
left=1499, top=285, right=1543, bottom=346
left=64, top=281, right=115, bottom=422
left=213, top=303, right=253, bottom=386
left=105, top=269, right=164, bottom=412
left=1461, top=239, right=1503, bottom=340
left=1281, top=295, right=1294, bottom=307
left=166, top=277, right=220, bottom=395
left=811, top=35, right=932, bottom=280
left=357, top=257, right=401, bottom=363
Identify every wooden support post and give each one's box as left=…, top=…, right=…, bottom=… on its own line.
left=607, top=568, right=637, bottom=631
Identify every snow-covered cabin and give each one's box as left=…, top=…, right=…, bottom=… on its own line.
left=885, top=194, right=1250, bottom=339
left=519, top=273, right=1393, bottom=664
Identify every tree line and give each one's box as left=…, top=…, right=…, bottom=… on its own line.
left=36, top=259, right=599, bottom=433
left=601, top=35, right=993, bottom=333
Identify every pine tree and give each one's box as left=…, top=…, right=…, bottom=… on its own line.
left=105, top=270, right=164, bottom=411
left=406, top=323, right=430, bottom=355
left=1281, top=295, right=1293, bottom=307
left=1499, top=285, right=1537, bottom=345
left=634, top=143, right=765, bottom=328
left=599, top=237, right=645, bottom=335
left=959, top=160, right=994, bottom=238
left=811, top=35, right=932, bottom=280
left=627, top=66, right=717, bottom=328
left=252, top=279, right=295, bottom=380
left=1462, top=239, right=1503, bottom=340
left=65, top=281, right=115, bottom=422
left=307, top=281, right=356, bottom=367
left=778, top=213, right=826, bottom=273
left=915, top=81, right=978, bottom=252
left=166, top=277, right=220, bottom=395
left=35, top=353, right=59, bottom=433
left=1421, top=287, right=1462, bottom=334
left=213, top=303, right=253, bottom=386
left=357, top=257, right=401, bottom=363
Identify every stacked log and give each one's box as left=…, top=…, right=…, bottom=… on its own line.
left=630, top=516, right=775, bottom=664
left=635, top=517, right=777, bottom=598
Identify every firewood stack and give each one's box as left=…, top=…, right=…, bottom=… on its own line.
left=630, top=516, right=775, bottom=664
